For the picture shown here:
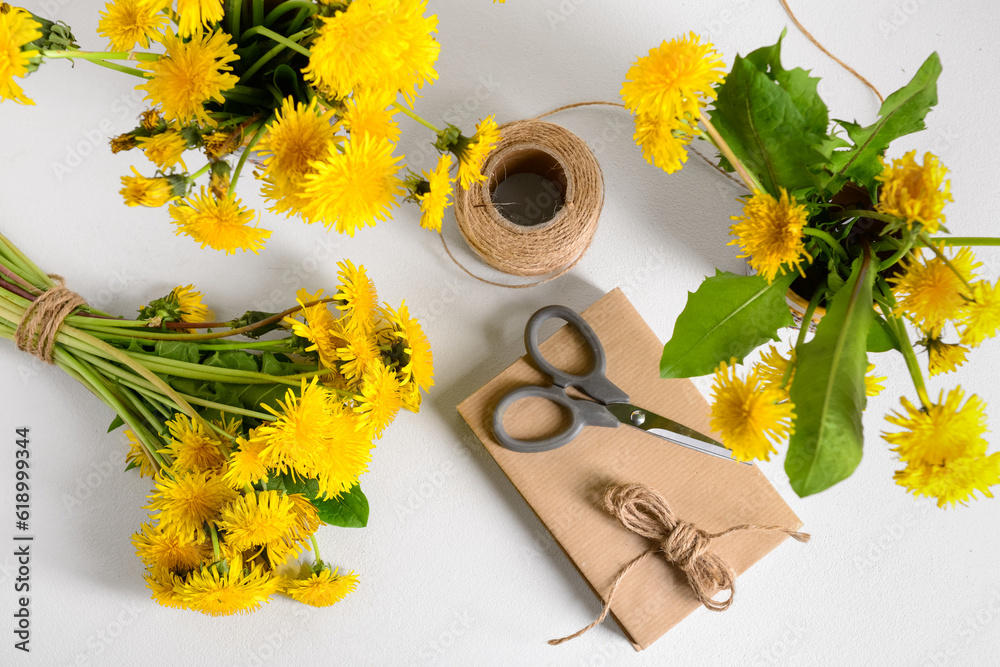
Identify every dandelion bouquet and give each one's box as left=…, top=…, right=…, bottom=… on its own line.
left=0, top=231, right=433, bottom=614
left=0, top=0, right=501, bottom=252
left=622, top=32, right=1000, bottom=506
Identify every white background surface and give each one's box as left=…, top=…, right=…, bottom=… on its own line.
left=1, top=0, right=999, bottom=665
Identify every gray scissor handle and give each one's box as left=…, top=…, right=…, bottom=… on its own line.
left=492, top=384, right=620, bottom=453
left=524, top=305, right=630, bottom=405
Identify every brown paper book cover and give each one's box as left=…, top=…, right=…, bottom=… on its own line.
left=457, top=288, right=803, bottom=650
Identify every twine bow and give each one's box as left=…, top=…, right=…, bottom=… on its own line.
left=549, top=483, right=810, bottom=645
left=14, top=276, right=87, bottom=364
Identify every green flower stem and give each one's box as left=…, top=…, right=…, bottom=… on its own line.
left=264, top=1, right=318, bottom=26
left=392, top=102, right=441, bottom=134
left=211, top=526, right=221, bottom=562
left=41, top=49, right=160, bottom=62
left=189, top=163, right=212, bottom=181
left=80, top=58, right=149, bottom=78
left=228, top=119, right=270, bottom=199
left=121, top=348, right=332, bottom=386
left=227, top=0, right=243, bottom=36
left=697, top=114, right=762, bottom=193
left=53, top=347, right=169, bottom=472
left=69, top=347, right=276, bottom=421
left=310, top=534, right=323, bottom=564
left=241, top=27, right=316, bottom=81
left=56, top=322, right=213, bottom=433
left=877, top=237, right=916, bottom=272
left=252, top=0, right=265, bottom=26
left=923, top=236, right=1000, bottom=247
left=241, top=26, right=313, bottom=58
left=802, top=227, right=849, bottom=261
left=919, top=232, right=975, bottom=294
left=828, top=208, right=901, bottom=227
left=778, top=281, right=825, bottom=391
left=195, top=339, right=290, bottom=351
left=117, top=383, right=169, bottom=440
left=0, top=232, right=53, bottom=288
left=876, top=284, right=931, bottom=410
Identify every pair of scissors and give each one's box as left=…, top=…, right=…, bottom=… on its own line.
left=492, top=305, right=747, bottom=464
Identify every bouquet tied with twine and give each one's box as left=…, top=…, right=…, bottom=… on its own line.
left=0, top=230, right=433, bottom=615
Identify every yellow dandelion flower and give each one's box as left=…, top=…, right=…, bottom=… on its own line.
left=342, top=89, right=400, bottom=143
left=960, top=280, right=1000, bottom=348
left=136, top=130, right=188, bottom=170
left=416, top=153, right=453, bottom=232
left=222, top=434, right=270, bottom=489
left=132, top=522, right=211, bottom=572
left=255, top=379, right=341, bottom=475
left=175, top=0, right=225, bottom=37
left=310, top=405, right=372, bottom=499
left=454, top=116, right=501, bottom=190
left=201, top=130, right=234, bottom=159
left=336, top=260, right=379, bottom=333
left=389, top=0, right=440, bottom=102
left=709, top=359, right=794, bottom=462
left=400, top=381, right=422, bottom=413
left=621, top=32, right=724, bottom=122
left=257, top=96, right=340, bottom=218
left=124, top=428, right=156, bottom=478
left=217, top=490, right=299, bottom=553
left=144, top=568, right=188, bottom=610
left=172, top=284, right=212, bottom=325
left=883, top=387, right=988, bottom=465
left=283, top=566, right=358, bottom=607
left=169, top=189, right=272, bottom=254
left=354, top=359, right=402, bottom=437
left=175, top=556, right=281, bottom=616
left=631, top=112, right=695, bottom=174
left=111, top=133, right=138, bottom=153
left=0, top=5, right=41, bottom=105
left=864, top=363, right=886, bottom=397
left=120, top=166, right=176, bottom=208
left=97, top=0, right=168, bottom=51
left=146, top=469, right=238, bottom=540
left=754, top=344, right=794, bottom=395
left=337, top=327, right=380, bottom=384
left=284, top=288, right=341, bottom=369
left=890, top=246, right=978, bottom=333
left=138, top=30, right=239, bottom=126
left=287, top=494, right=321, bottom=539
left=729, top=189, right=812, bottom=283
left=382, top=301, right=434, bottom=392
left=894, top=453, right=1000, bottom=508
left=925, top=336, right=968, bottom=376
left=300, top=134, right=404, bottom=235
left=161, top=413, right=227, bottom=472
left=876, top=151, right=952, bottom=234
left=303, top=0, right=439, bottom=101
left=140, top=108, right=162, bottom=131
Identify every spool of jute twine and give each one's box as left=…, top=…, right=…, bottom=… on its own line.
left=14, top=275, right=87, bottom=364
left=450, top=118, right=604, bottom=288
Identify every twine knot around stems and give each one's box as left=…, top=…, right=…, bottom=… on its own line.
left=14, top=275, right=87, bottom=364
left=549, top=483, right=810, bottom=646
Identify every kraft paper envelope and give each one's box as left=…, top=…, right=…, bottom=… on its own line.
left=457, top=288, right=802, bottom=650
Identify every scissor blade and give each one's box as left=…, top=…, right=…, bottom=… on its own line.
left=605, top=403, right=750, bottom=465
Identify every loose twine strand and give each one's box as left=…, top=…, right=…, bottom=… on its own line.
left=548, top=483, right=810, bottom=646
left=14, top=275, right=87, bottom=364
left=442, top=1, right=883, bottom=287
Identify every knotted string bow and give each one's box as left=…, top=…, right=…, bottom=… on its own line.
left=549, top=483, right=810, bottom=645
